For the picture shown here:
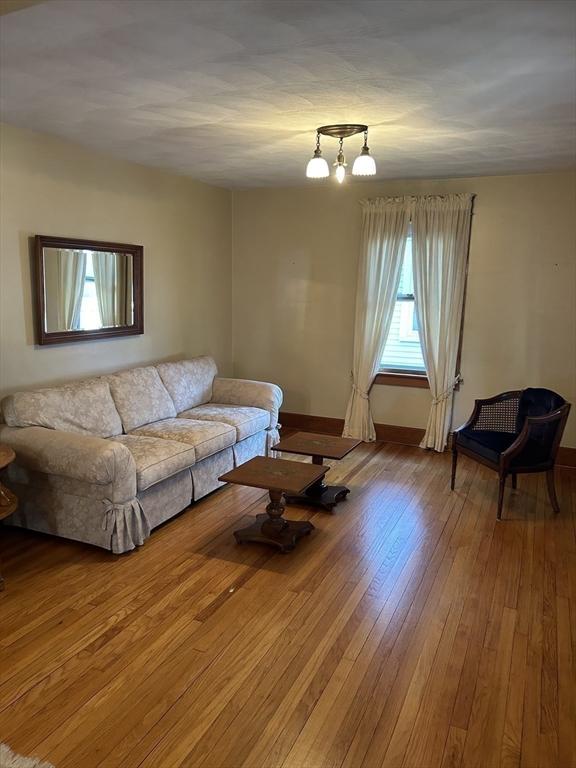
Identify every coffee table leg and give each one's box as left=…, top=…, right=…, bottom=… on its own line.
left=284, top=455, right=350, bottom=512
left=260, top=490, right=289, bottom=538
left=234, top=490, right=314, bottom=553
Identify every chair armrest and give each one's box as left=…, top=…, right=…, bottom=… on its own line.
left=0, top=425, right=136, bottom=501
left=211, top=378, right=283, bottom=429
left=454, top=401, right=483, bottom=434
left=499, top=422, right=532, bottom=466
left=454, top=391, right=522, bottom=434
left=500, top=407, right=569, bottom=468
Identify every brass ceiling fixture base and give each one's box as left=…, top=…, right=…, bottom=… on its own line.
left=316, top=124, right=368, bottom=139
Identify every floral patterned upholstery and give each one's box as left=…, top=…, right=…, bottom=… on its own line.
left=110, top=434, right=196, bottom=491
left=178, top=403, right=270, bottom=440
left=0, top=424, right=136, bottom=499
left=107, top=366, right=176, bottom=433
left=1, top=379, right=122, bottom=438
left=190, top=447, right=234, bottom=500
left=233, top=431, right=267, bottom=465
left=156, top=357, right=217, bottom=412
left=211, top=377, right=282, bottom=429
left=131, top=418, right=236, bottom=461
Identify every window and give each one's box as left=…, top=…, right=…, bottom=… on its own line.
left=380, top=234, right=426, bottom=375
left=78, top=252, right=102, bottom=330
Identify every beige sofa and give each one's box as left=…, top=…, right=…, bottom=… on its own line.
left=0, top=357, right=282, bottom=554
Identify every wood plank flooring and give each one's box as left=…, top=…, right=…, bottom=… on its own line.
left=0, top=443, right=574, bottom=768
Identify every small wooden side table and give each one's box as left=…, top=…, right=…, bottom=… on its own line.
left=0, top=445, right=18, bottom=591
left=219, top=456, right=327, bottom=553
left=273, top=432, right=361, bottom=511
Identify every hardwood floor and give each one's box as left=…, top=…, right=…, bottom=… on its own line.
left=0, top=443, right=574, bottom=768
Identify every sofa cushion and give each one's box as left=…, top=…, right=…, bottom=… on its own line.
left=1, top=379, right=122, bottom=438
left=110, top=435, right=196, bottom=491
left=178, top=404, right=270, bottom=440
left=156, top=357, right=217, bottom=412
left=107, top=366, right=176, bottom=433
left=131, top=418, right=235, bottom=461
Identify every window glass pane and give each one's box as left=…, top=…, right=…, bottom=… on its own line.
left=79, top=253, right=102, bottom=330
left=380, top=236, right=426, bottom=373
left=397, top=235, right=414, bottom=296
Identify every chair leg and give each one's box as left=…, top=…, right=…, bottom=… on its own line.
left=450, top=447, right=458, bottom=491
left=497, top=474, right=506, bottom=520
left=511, top=473, right=517, bottom=490
left=546, top=469, right=560, bottom=514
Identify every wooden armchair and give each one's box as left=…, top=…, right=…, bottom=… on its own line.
left=451, top=388, right=570, bottom=519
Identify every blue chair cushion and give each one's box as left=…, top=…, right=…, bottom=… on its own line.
left=457, top=428, right=550, bottom=466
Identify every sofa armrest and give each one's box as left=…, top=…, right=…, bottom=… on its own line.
left=0, top=425, right=136, bottom=502
left=211, top=378, right=283, bottom=429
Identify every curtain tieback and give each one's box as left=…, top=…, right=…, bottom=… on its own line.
left=352, top=384, right=369, bottom=401
left=432, top=375, right=461, bottom=406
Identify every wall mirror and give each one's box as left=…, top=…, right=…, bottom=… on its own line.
left=34, top=235, right=143, bottom=345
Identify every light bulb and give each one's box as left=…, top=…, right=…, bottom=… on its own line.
left=334, top=139, right=346, bottom=183
left=306, top=155, right=329, bottom=178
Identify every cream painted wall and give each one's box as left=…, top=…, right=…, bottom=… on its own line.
left=1, top=125, right=574, bottom=448
left=232, top=172, right=576, bottom=447
left=0, top=124, right=232, bottom=395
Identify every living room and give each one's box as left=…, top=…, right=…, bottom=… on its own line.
left=0, top=1, right=575, bottom=767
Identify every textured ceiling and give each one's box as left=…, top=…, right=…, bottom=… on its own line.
left=1, top=0, right=575, bottom=188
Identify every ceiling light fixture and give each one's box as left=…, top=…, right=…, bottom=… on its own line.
left=306, top=124, right=376, bottom=182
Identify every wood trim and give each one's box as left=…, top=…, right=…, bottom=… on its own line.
left=374, top=423, right=425, bottom=445
left=279, top=411, right=425, bottom=446
left=374, top=372, right=429, bottom=388
left=279, top=412, right=576, bottom=463
left=280, top=412, right=343, bottom=436
left=557, top=446, right=576, bottom=468
left=0, top=0, right=47, bottom=15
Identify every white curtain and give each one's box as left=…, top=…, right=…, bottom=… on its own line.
left=94, top=252, right=132, bottom=327
left=56, top=249, right=86, bottom=330
left=343, top=197, right=411, bottom=441
left=412, top=193, right=473, bottom=451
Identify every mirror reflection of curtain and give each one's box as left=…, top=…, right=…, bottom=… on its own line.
left=93, top=252, right=132, bottom=327
left=55, top=249, right=86, bottom=330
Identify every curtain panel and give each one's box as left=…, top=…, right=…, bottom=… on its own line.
left=412, top=193, right=474, bottom=451
left=343, top=197, right=411, bottom=441
left=56, top=249, right=86, bottom=331
left=94, top=252, right=132, bottom=328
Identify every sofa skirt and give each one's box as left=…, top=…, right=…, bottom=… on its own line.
left=4, top=482, right=149, bottom=554
left=139, top=469, right=193, bottom=530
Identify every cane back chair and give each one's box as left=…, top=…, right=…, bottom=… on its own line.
left=451, top=388, right=570, bottom=519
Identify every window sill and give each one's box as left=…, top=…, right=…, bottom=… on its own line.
left=374, top=371, right=430, bottom=389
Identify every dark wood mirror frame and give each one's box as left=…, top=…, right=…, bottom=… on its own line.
left=34, top=235, right=144, bottom=346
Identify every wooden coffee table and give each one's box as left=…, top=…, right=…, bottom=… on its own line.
left=219, top=456, right=327, bottom=553
left=0, top=445, right=18, bottom=591
left=273, top=432, right=361, bottom=511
